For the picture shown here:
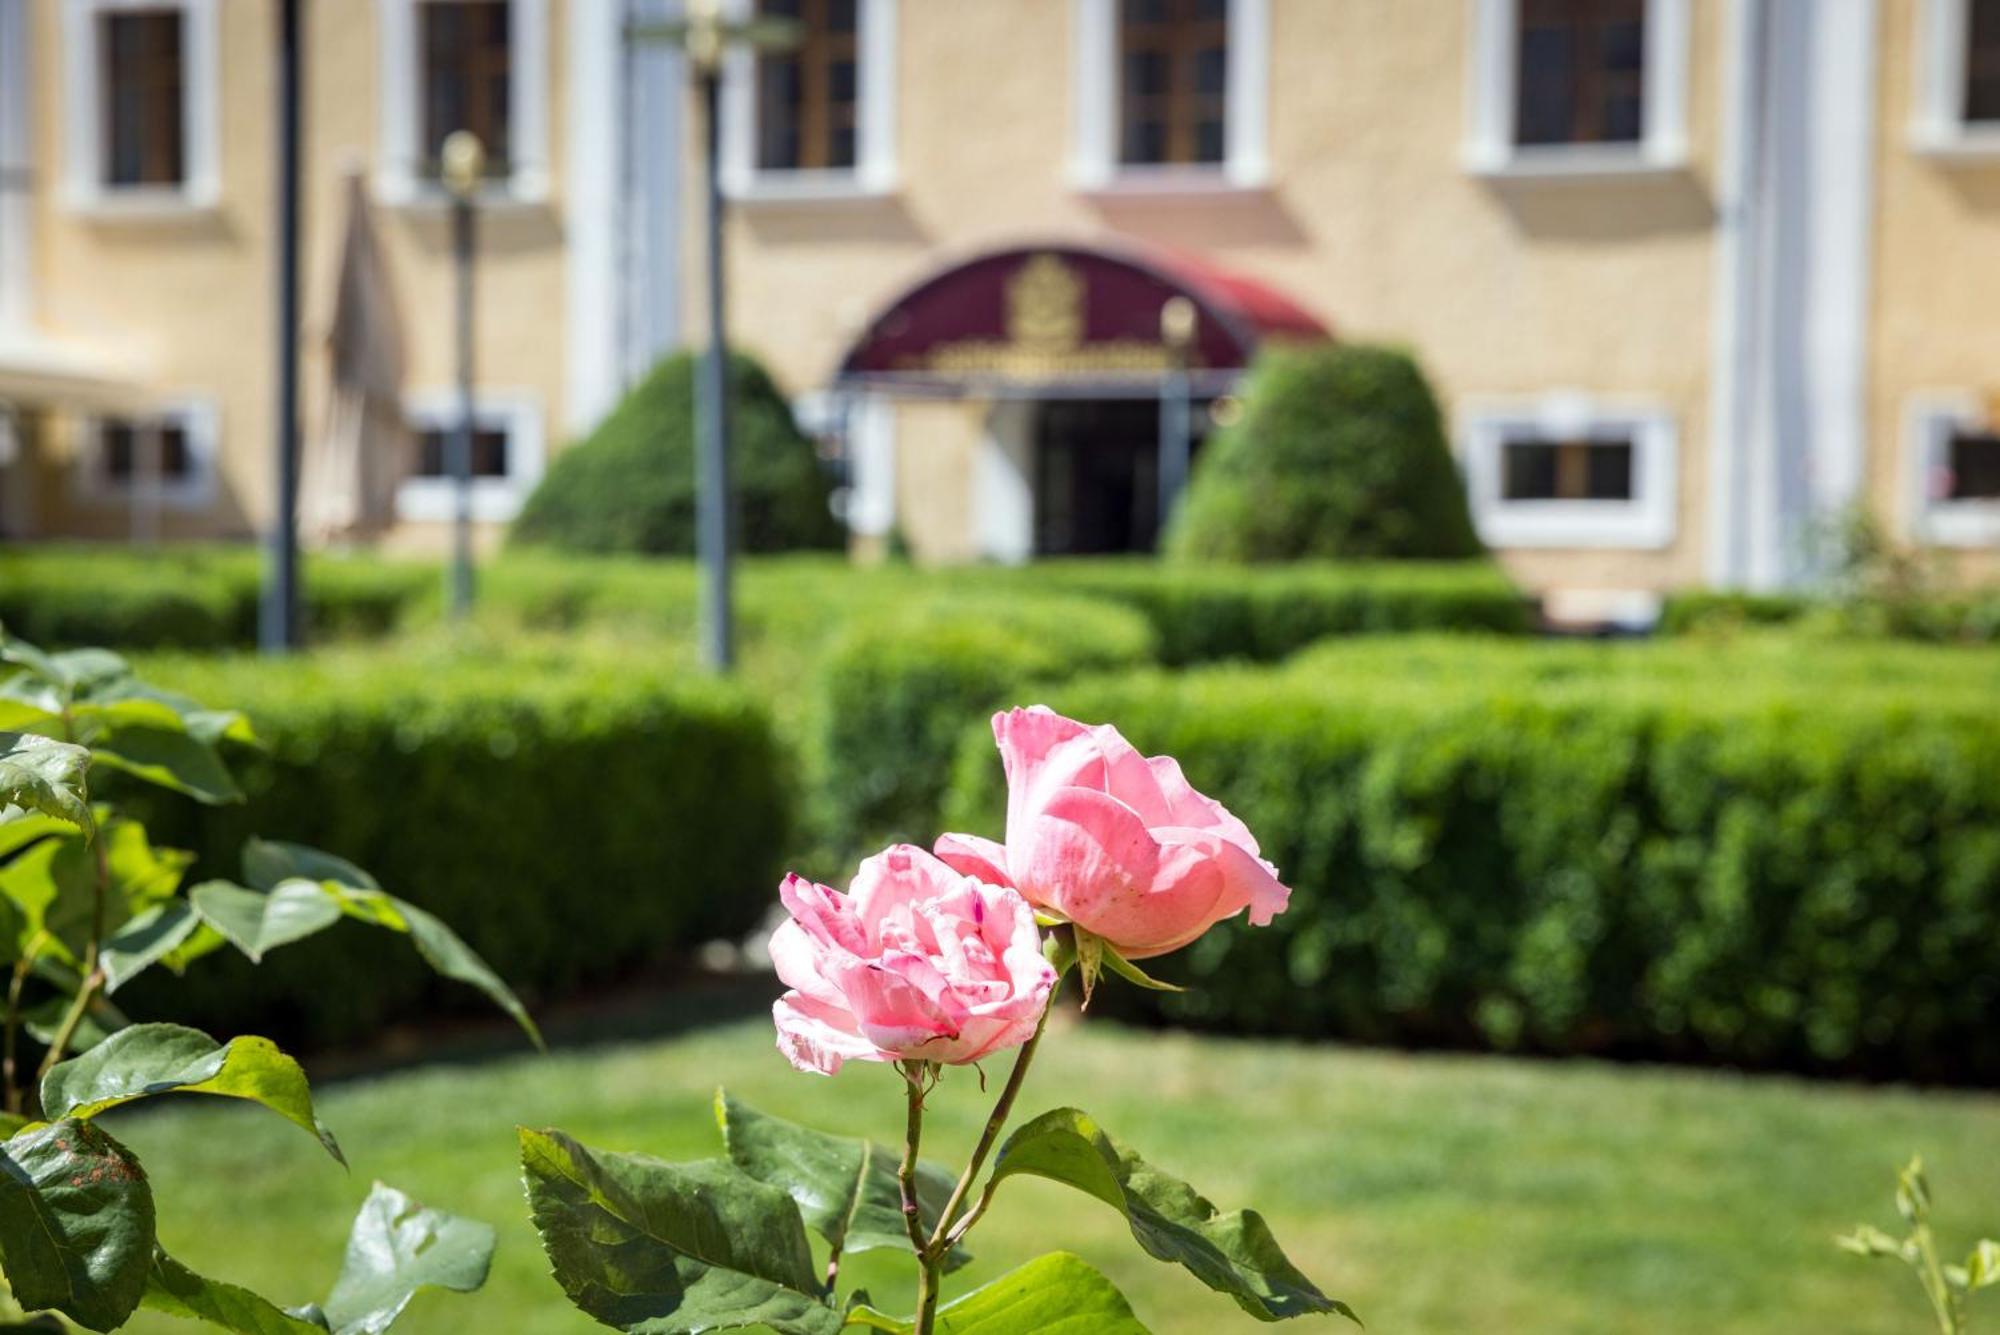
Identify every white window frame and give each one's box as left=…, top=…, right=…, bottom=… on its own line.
left=59, top=0, right=221, bottom=215
left=1903, top=392, right=2000, bottom=547
left=376, top=0, right=551, bottom=207
left=1461, top=394, right=1678, bottom=549
left=71, top=398, right=220, bottom=510
left=395, top=390, right=544, bottom=523
left=1070, top=0, right=1270, bottom=193
left=720, top=0, right=899, bottom=203
left=1911, top=0, right=2000, bottom=157
left=1463, top=0, right=1690, bottom=180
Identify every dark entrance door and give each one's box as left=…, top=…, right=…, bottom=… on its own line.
left=1033, top=398, right=1176, bottom=555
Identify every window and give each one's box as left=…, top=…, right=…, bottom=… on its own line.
left=413, top=423, right=511, bottom=479
left=1966, top=0, right=2000, bottom=121
left=1464, top=0, right=1688, bottom=176
left=754, top=0, right=859, bottom=172
left=1913, top=0, right=2000, bottom=152
left=1072, top=0, right=1268, bottom=189
left=1499, top=435, right=1634, bottom=502
left=419, top=0, right=511, bottom=180
left=1905, top=394, right=2000, bottom=545
left=61, top=0, right=220, bottom=210
left=100, top=8, right=184, bottom=187
left=377, top=0, right=548, bottom=204
left=1117, top=0, right=1228, bottom=167
left=72, top=401, right=218, bottom=509
left=721, top=0, right=896, bottom=198
left=396, top=391, right=544, bottom=522
left=1514, top=0, right=1645, bottom=147
left=1946, top=429, right=2000, bottom=499
left=1462, top=397, right=1676, bottom=548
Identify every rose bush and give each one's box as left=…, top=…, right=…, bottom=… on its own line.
left=771, top=845, right=1056, bottom=1075
left=525, top=704, right=1340, bottom=1335
left=936, top=705, right=1291, bottom=959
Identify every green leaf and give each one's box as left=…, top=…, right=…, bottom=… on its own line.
left=41, top=1023, right=343, bottom=1166
left=242, top=840, right=377, bottom=894
left=189, top=880, right=344, bottom=963
left=142, top=1249, right=328, bottom=1333
left=979, top=1108, right=1353, bottom=1324
left=845, top=1253, right=1152, bottom=1335
left=1967, top=1239, right=2000, bottom=1292
left=101, top=902, right=204, bottom=994
left=1835, top=1224, right=1905, bottom=1259
left=715, top=1090, right=969, bottom=1272
left=22, top=992, right=129, bottom=1056
left=520, top=1126, right=845, bottom=1335
left=319, top=1182, right=494, bottom=1334
left=0, top=1117, right=156, bottom=1331
left=0, top=812, right=68, bottom=861
left=89, top=726, right=243, bottom=805
left=0, top=734, right=89, bottom=832
left=390, top=897, right=542, bottom=1049
left=1096, top=939, right=1185, bottom=994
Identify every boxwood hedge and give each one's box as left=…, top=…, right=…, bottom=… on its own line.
left=941, top=635, right=2000, bottom=1081
left=117, top=644, right=790, bottom=1048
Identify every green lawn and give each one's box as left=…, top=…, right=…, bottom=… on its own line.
left=101, top=1007, right=2000, bottom=1334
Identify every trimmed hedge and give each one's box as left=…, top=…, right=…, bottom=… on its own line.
left=1166, top=343, right=1484, bottom=561
left=0, top=546, right=433, bottom=649
left=942, top=635, right=2000, bottom=1082
left=510, top=352, right=843, bottom=556
left=812, top=595, right=1157, bottom=865
left=1021, top=559, right=1529, bottom=664
left=1661, top=587, right=2000, bottom=643
left=118, top=644, right=791, bottom=1048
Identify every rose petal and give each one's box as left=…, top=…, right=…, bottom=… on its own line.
left=774, top=992, right=884, bottom=1076
left=1146, top=754, right=1260, bottom=853
left=933, top=832, right=1013, bottom=887
left=1019, top=785, right=1162, bottom=929
left=767, top=919, right=847, bottom=1009
left=1154, top=826, right=1292, bottom=929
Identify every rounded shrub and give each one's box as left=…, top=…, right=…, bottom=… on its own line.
left=1166, top=342, right=1483, bottom=561
left=511, top=351, right=843, bottom=555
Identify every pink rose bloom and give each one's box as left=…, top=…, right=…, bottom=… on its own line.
left=771, top=844, right=1057, bottom=1076
left=935, top=706, right=1291, bottom=960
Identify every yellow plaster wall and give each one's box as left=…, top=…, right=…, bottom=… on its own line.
left=26, top=0, right=574, bottom=540
left=711, top=0, right=1726, bottom=589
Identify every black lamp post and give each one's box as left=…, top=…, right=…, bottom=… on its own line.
left=629, top=0, right=799, bottom=672
left=1157, top=295, right=1197, bottom=545
left=441, top=130, right=484, bottom=621
left=261, top=0, right=304, bottom=653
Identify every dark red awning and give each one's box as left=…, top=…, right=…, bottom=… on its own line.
left=834, top=241, right=1331, bottom=395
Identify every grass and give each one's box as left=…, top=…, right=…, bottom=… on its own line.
left=106, top=1009, right=2000, bottom=1335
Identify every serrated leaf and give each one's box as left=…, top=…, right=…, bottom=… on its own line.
left=101, top=902, right=203, bottom=994
left=189, top=881, right=343, bottom=963
left=41, top=1023, right=343, bottom=1165
left=0, top=734, right=89, bottom=832
left=90, top=726, right=243, bottom=805
left=980, top=1108, right=1352, bottom=1323
left=715, top=1091, right=968, bottom=1272
left=0, top=1117, right=156, bottom=1331
left=520, top=1127, right=844, bottom=1335
left=845, top=1253, right=1151, bottom=1334
left=319, top=1182, right=493, bottom=1335
left=142, top=1249, right=328, bottom=1333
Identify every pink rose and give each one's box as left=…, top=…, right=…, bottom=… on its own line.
left=770, top=844, right=1057, bottom=1076
left=936, top=706, right=1291, bottom=960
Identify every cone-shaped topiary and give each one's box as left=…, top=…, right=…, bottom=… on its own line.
left=511, top=351, right=843, bottom=555
left=1165, top=342, right=1483, bottom=561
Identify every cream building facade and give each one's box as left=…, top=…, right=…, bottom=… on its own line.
left=3, top=0, right=1998, bottom=597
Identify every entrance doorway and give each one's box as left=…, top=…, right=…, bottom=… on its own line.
left=1033, top=398, right=1207, bottom=555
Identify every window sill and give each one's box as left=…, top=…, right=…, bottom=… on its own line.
left=1914, top=501, right=2000, bottom=547
left=1908, top=124, right=2000, bottom=162
left=60, top=187, right=221, bottom=223
left=395, top=480, right=528, bottom=525
left=724, top=171, right=899, bottom=207
left=1476, top=503, right=1675, bottom=550
left=1463, top=145, right=1689, bottom=184
left=375, top=171, right=552, bottom=213
left=1073, top=166, right=1270, bottom=201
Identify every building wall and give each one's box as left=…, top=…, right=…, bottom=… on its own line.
left=710, top=0, right=1726, bottom=591
left=22, top=0, right=578, bottom=543
left=1870, top=0, right=2000, bottom=581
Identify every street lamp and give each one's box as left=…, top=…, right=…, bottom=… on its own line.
left=441, top=129, right=484, bottom=621
left=1157, top=295, right=1198, bottom=544
left=261, top=0, right=304, bottom=653
left=629, top=0, right=799, bottom=671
